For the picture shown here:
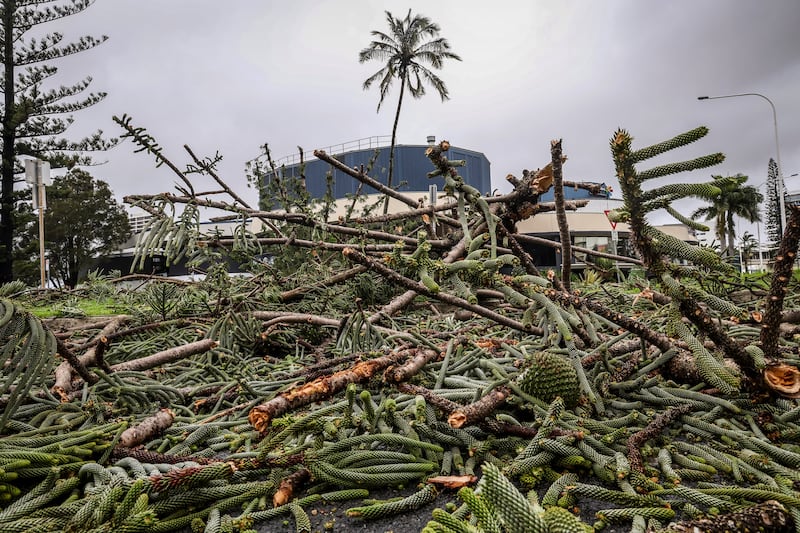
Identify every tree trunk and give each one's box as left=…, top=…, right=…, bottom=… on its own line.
left=0, top=1, right=16, bottom=283
left=727, top=212, right=736, bottom=259
left=384, top=73, right=406, bottom=214
left=67, top=236, right=79, bottom=288
left=716, top=213, right=727, bottom=256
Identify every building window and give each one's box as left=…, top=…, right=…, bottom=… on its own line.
left=573, top=236, right=610, bottom=252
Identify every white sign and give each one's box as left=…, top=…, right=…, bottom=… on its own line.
left=24, top=159, right=36, bottom=184
left=24, top=159, right=52, bottom=186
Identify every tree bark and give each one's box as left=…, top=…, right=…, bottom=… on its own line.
left=448, top=386, right=510, bottom=429
left=667, top=500, right=793, bottom=533
left=626, top=404, right=692, bottom=474
left=761, top=205, right=800, bottom=360
left=118, top=408, right=176, bottom=448
left=383, top=348, right=440, bottom=383
left=248, top=348, right=416, bottom=433
left=0, top=2, right=16, bottom=283
left=273, top=468, right=311, bottom=507
left=551, top=140, right=572, bottom=291
left=53, top=336, right=98, bottom=385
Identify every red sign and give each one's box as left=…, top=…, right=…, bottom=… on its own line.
left=604, top=210, right=617, bottom=230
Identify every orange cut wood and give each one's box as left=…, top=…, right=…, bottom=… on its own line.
left=426, top=475, right=477, bottom=489
left=764, top=364, right=800, bottom=398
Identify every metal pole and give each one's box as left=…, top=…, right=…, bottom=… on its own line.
left=698, top=93, right=786, bottom=235
left=756, top=220, right=764, bottom=271
left=36, top=163, right=45, bottom=289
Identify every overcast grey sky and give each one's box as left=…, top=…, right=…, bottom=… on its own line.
left=50, top=0, right=800, bottom=227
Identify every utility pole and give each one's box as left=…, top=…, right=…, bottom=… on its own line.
left=25, top=159, right=51, bottom=288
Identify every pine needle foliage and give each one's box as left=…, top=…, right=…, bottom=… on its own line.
left=0, top=299, right=55, bottom=432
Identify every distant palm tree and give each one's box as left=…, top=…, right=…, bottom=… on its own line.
left=692, top=174, right=763, bottom=258
left=359, top=10, right=461, bottom=211
left=739, top=231, right=759, bottom=273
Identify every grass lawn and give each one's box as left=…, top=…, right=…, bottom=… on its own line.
left=25, top=297, right=126, bottom=318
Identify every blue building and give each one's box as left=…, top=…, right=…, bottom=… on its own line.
left=536, top=183, right=613, bottom=203
left=262, top=136, right=491, bottom=201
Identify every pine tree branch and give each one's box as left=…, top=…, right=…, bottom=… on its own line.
left=51, top=314, right=130, bottom=396
left=513, top=233, right=643, bottom=265
left=448, top=386, right=510, bottom=429
left=109, top=338, right=218, bottom=373
left=278, top=265, right=369, bottom=302
left=545, top=288, right=673, bottom=353
left=53, top=334, right=97, bottom=384
left=551, top=139, right=572, bottom=291
left=248, top=348, right=415, bottom=433
left=344, top=247, right=538, bottom=334
left=761, top=205, right=800, bottom=360
left=314, top=149, right=420, bottom=209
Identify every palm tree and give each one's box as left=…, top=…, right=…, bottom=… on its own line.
left=692, top=174, right=763, bottom=258
left=359, top=10, right=461, bottom=211
left=739, top=231, right=759, bottom=273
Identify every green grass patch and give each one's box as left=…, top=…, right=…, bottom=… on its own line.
left=27, top=298, right=126, bottom=318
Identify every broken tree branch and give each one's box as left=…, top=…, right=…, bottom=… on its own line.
left=314, top=149, right=420, bottom=210
left=761, top=205, right=800, bottom=360
left=551, top=139, right=572, bottom=291
left=448, top=386, right=510, bottom=429
left=110, top=338, right=218, bottom=373
left=248, top=348, right=416, bottom=433
left=344, top=247, right=538, bottom=334
left=52, top=315, right=130, bottom=396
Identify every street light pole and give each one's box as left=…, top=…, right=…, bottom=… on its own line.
left=697, top=93, right=787, bottom=236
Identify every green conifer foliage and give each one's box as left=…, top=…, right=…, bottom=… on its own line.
left=610, top=127, right=757, bottom=385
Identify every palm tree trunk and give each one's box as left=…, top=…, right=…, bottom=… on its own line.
left=716, top=214, right=727, bottom=257
left=727, top=213, right=737, bottom=259
left=384, top=75, right=406, bottom=214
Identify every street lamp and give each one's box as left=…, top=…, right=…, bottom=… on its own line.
left=697, top=93, right=787, bottom=237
